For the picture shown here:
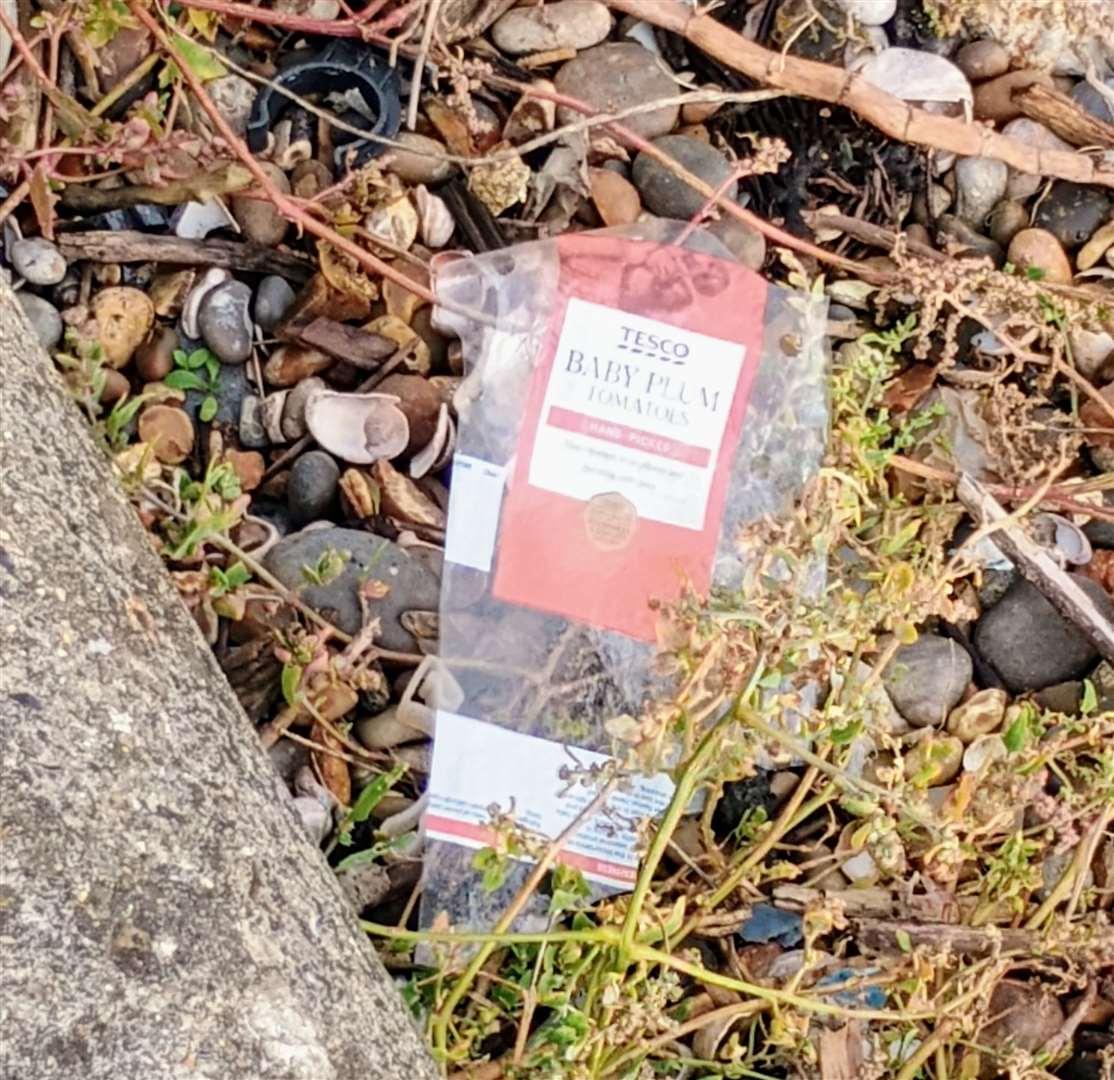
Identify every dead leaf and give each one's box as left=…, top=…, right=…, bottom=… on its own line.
left=882, top=364, right=937, bottom=412
left=819, top=1022, right=864, bottom=1080
left=425, top=97, right=476, bottom=157
left=28, top=164, right=56, bottom=240
left=468, top=147, right=531, bottom=216
left=311, top=718, right=351, bottom=806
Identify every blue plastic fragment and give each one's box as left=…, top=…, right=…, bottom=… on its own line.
left=738, top=904, right=804, bottom=947
left=818, top=967, right=887, bottom=1009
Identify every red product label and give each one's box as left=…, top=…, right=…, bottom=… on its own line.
left=492, top=234, right=768, bottom=641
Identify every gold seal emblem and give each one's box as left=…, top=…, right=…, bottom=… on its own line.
left=583, top=492, right=638, bottom=551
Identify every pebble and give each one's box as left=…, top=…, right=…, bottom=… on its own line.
left=198, top=280, right=253, bottom=364
left=882, top=634, right=972, bottom=727
left=983, top=981, right=1063, bottom=1055
left=224, top=449, right=264, bottom=492
left=953, top=157, right=1008, bottom=228
left=335, top=862, right=391, bottom=914
left=946, top=688, right=1007, bottom=742
left=858, top=48, right=971, bottom=109
left=589, top=167, right=641, bottom=227
left=632, top=135, right=736, bottom=219
left=253, top=275, right=296, bottom=333
left=385, top=132, right=455, bottom=186
left=973, top=70, right=1054, bottom=123
left=1006, top=228, right=1072, bottom=284
left=288, top=450, right=340, bottom=523
left=207, top=73, right=257, bottom=137
left=1032, top=680, right=1083, bottom=715
left=239, top=394, right=268, bottom=449
left=936, top=215, right=1003, bottom=264
left=97, top=25, right=149, bottom=91
left=93, top=286, right=155, bottom=369
left=912, top=182, right=952, bottom=226
left=974, top=576, right=1114, bottom=692
left=1084, top=518, right=1114, bottom=549
left=1070, top=327, right=1114, bottom=382
left=290, top=160, right=333, bottom=200
left=987, top=199, right=1029, bottom=248
left=281, top=374, right=326, bottom=441
left=954, top=39, right=1009, bottom=82
left=833, top=0, right=894, bottom=26
left=1034, top=181, right=1113, bottom=249
left=184, top=362, right=251, bottom=428
left=492, top=0, right=610, bottom=56
left=16, top=292, right=62, bottom=350
left=264, top=343, right=334, bottom=387
left=134, top=326, right=178, bottom=383
left=1001, top=119, right=1074, bottom=200
left=1071, top=76, right=1114, bottom=124
left=231, top=162, right=290, bottom=247
left=10, top=237, right=66, bottom=286
left=705, top=215, right=767, bottom=271
left=137, top=404, right=195, bottom=464
left=181, top=267, right=230, bottom=340
left=263, top=527, right=441, bottom=649
left=555, top=43, right=679, bottom=140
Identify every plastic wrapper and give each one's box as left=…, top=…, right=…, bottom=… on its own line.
left=419, top=220, right=829, bottom=935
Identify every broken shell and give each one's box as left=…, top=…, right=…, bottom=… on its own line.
left=503, top=80, right=556, bottom=143
left=401, top=610, right=439, bottom=643
left=181, top=267, right=230, bottom=339
left=148, top=269, right=196, bottom=318
left=409, top=404, right=452, bottom=479
left=365, top=195, right=419, bottom=251
left=339, top=467, right=379, bottom=520
left=963, top=733, right=1007, bottom=773
left=1048, top=514, right=1093, bottom=566
left=137, top=404, right=195, bottom=464
left=304, top=389, right=410, bottom=464
left=428, top=375, right=461, bottom=407
left=260, top=390, right=290, bottom=443
left=414, top=184, right=455, bottom=249
left=371, top=458, right=447, bottom=528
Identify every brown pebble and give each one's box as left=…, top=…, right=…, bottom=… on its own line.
left=224, top=449, right=265, bottom=491
left=138, top=404, right=195, bottom=464
left=263, top=344, right=335, bottom=388
left=98, top=369, right=130, bottom=405
left=1007, top=227, right=1072, bottom=284
left=589, top=168, right=641, bottom=226
left=705, top=216, right=767, bottom=271
left=904, top=223, right=933, bottom=248
left=988, top=199, right=1029, bottom=248
left=681, top=87, right=724, bottom=125
left=954, top=39, right=1009, bottom=82
left=290, top=159, right=333, bottom=200
left=134, top=326, right=179, bottom=383
left=231, top=162, right=290, bottom=247
left=973, top=69, right=1055, bottom=122
left=93, top=286, right=155, bottom=369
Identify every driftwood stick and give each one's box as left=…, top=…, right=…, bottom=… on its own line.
left=853, top=919, right=1040, bottom=956
left=956, top=473, right=1114, bottom=664
left=604, top=0, right=1114, bottom=189
left=1015, top=84, right=1114, bottom=150
left=55, top=230, right=314, bottom=280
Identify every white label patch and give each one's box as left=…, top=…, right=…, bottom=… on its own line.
left=527, top=298, right=746, bottom=531
left=424, top=711, right=674, bottom=888
left=443, top=455, right=507, bottom=572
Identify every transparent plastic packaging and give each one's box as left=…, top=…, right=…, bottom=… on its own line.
left=421, top=221, right=829, bottom=935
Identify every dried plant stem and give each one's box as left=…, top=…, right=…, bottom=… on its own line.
left=1025, top=805, right=1114, bottom=929
left=605, top=0, right=1114, bottom=189
left=175, top=0, right=417, bottom=37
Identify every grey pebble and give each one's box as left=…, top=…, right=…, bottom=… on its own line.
left=207, top=73, right=258, bottom=137
left=16, top=292, right=63, bottom=350
left=198, top=280, right=253, bottom=364
left=936, top=214, right=1004, bottom=264
left=254, top=275, right=296, bottom=333
left=263, top=527, right=441, bottom=650
left=953, top=156, right=1008, bottom=228
left=239, top=394, right=269, bottom=449
left=1083, top=518, right=1114, bottom=549
left=974, top=576, right=1114, bottom=692
left=1071, top=76, right=1114, bottom=124
left=288, top=450, right=340, bottom=524
left=633, top=135, right=737, bottom=220
left=882, top=633, right=972, bottom=727
left=11, top=237, right=66, bottom=286
left=1034, top=181, right=1112, bottom=249
left=184, top=362, right=251, bottom=427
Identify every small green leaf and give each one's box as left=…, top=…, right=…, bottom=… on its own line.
left=350, top=764, right=406, bottom=824
left=281, top=663, right=303, bottom=708
left=1025, top=266, right=1046, bottom=281
left=224, top=562, right=251, bottom=589
left=164, top=369, right=208, bottom=392
left=1080, top=679, right=1097, bottom=716
left=830, top=718, right=862, bottom=746
left=184, top=348, right=212, bottom=369
left=896, top=929, right=912, bottom=953
left=199, top=395, right=218, bottom=422
left=1003, top=709, right=1029, bottom=753
left=171, top=33, right=227, bottom=81
left=205, top=354, right=221, bottom=383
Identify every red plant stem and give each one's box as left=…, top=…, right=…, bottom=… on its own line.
left=0, top=5, right=51, bottom=87
left=175, top=0, right=417, bottom=38
left=130, top=1, right=438, bottom=307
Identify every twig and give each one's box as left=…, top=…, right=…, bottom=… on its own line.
left=894, top=1021, right=955, bottom=1080
left=604, top=0, right=1114, bottom=189
left=55, top=230, right=314, bottom=280
left=407, top=0, right=442, bottom=131
left=175, top=0, right=418, bottom=37
left=956, top=474, right=1114, bottom=665
left=1016, top=83, right=1114, bottom=149
left=1039, top=979, right=1098, bottom=1061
